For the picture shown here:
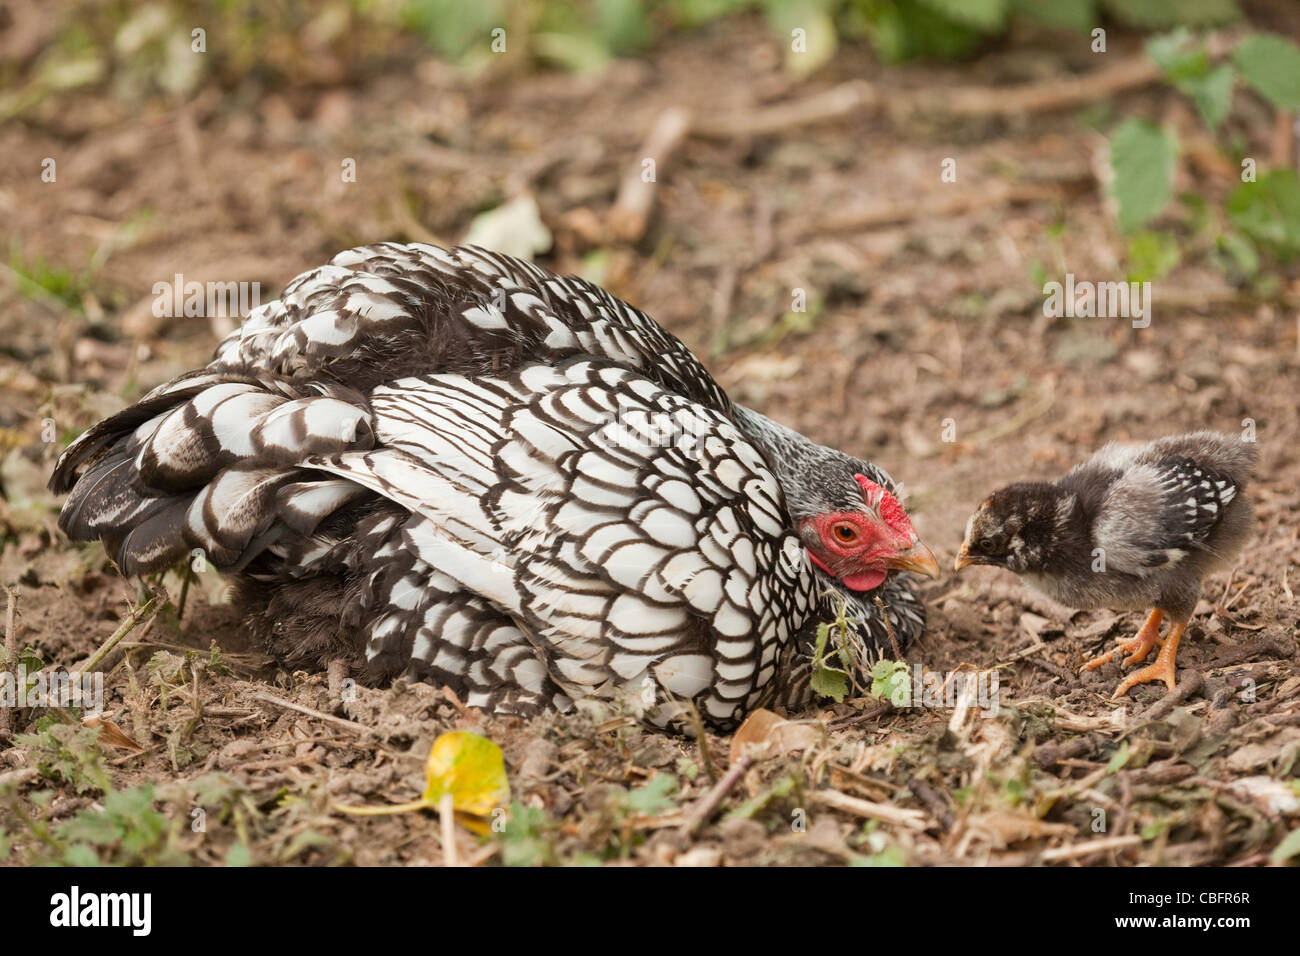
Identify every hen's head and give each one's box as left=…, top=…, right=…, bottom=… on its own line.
left=795, top=470, right=939, bottom=593
left=728, top=407, right=939, bottom=593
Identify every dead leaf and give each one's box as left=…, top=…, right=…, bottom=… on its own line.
left=462, top=194, right=551, bottom=261
left=1226, top=728, right=1300, bottom=773
left=82, top=713, right=145, bottom=754
left=729, top=708, right=822, bottom=764
left=967, top=810, right=1076, bottom=846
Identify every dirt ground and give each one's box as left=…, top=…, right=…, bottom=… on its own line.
left=1, top=12, right=1298, bottom=866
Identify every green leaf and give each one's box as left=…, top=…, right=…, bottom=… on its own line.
left=1234, top=32, right=1300, bottom=111
left=624, top=774, right=677, bottom=815
left=809, top=623, right=849, bottom=702
left=63, top=843, right=100, bottom=866
left=597, top=0, right=653, bottom=54
left=401, top=0, right=509, bottom=60
left=914, top=0, right=1009, bottom=32
left=1106, top=740, right=1132, bottom=774
left=1141, top=818, right=1169, bottom=839
left=1189, top=64, right=1235, bottom=129
left=724, top=774, right=798, bottom=821
left=766, top=1, right=838, bottom=78
left=1270, top=826, right=1300, bottom=865
left=855, top=1, right=984, bottom=63
left=501, top=802, right=553, bottom=867
left=668, top=0, right=753, bottom=28
left=850, top=844, right=907, bottom=866
left=1147, top=27, right=1207, bottom=80
left=1210, top=232, right=1260, bottom=278
left=1011, top=0, right=1095, bottom=34
left=1102, top=0, right=1240, bottom=29
left=1108, top=118, right=1178, bottom=233
left=226, top=842, right=252, bottom=867
left=870, top=659, right=911, bottom=705
left=1147, top=30, right=1235, bottom=129
left=58, top=811, right=123, bottom=847
left=532, top=31, right=614, bottom=73
left=1227, top=169, right=1300, bottom=261
left=1125, top=229, right=1180, bottom=282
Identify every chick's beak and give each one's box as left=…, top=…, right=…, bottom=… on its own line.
left=954, top=541, right=976, bottom=571
left=885, top=540, right=941, bottom=579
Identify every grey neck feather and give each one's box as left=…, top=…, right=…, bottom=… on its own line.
left=733, top=404, right=898, bottom=516
left=732, top=404, right=877, bottom=519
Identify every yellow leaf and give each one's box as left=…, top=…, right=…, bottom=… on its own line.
left=332, top=731, right=510, bottom=829
left=423, top=731, right=510, bottom=818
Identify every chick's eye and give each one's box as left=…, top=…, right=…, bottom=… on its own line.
left=978, top=536, right=995, bottom=551
left=831, top=523, right=859, bottom=544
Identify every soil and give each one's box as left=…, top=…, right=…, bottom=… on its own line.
left=1, top=13, right=1297, bottom=866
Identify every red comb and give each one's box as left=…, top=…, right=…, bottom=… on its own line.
left=854, top=474, right=912, bottom=535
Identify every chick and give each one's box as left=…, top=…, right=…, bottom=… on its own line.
left=955, top=432, right=1257, bottom=698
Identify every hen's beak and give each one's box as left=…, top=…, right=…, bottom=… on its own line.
left=885, top=540, right=941, bottom=579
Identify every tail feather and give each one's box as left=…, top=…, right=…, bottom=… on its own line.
left=52, top=372, right=378, bottom=576
left=107, top=498, right=193, bottom=575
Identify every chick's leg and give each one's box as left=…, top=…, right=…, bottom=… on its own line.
left=1081, top=609, right=1163, bottom=673
left=1111, top=617, right=1186, bottom=699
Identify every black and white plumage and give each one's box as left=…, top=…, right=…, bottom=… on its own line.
left=955, top=431, right=1257, bottom=698
left=50, top=242, right=938, bottom=730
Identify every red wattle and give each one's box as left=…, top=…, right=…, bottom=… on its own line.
left=840, top=568, right=888, bottom=592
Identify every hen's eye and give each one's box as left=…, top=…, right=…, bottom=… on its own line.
left=832, top=523, right=859, bottom=544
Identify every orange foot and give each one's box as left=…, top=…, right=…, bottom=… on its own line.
left=1111, top=620, right=1185, bottom=699
left=1081, top=609, right=1163, bottom=673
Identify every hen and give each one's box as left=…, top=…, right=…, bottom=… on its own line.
left=50, top=243, right=939, bottom=730
left=955, top=431, right=1256, bottom=698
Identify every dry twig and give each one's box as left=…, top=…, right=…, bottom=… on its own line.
left=1, top=587, right=16, bottom=738
left=682, top=754, right=754, bottom=836
left=609, top=107, right=693, bottom=243
left=74, top=589, right=165, bottom=676
left=808, top=788, right=928, bottom=830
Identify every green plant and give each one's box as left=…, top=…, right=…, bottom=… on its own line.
left=14, top=717, right=111, bottom=794
left=869, top=658, right=910, bottom=704
left=6, top=243, right=91, bottom=313
left=500, top=801, right=556, bottom=866
left=810, top=604, right=855, bottom=702
left=1106, top=29, right=1300, bottom=281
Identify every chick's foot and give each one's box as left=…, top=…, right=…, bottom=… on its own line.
left=1081, top=609, right=1164, bottom=674
left=1111, top=619, right=1186, bottom=698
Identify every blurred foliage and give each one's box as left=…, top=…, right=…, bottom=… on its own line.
left=1108, top=117, right=1178, bottom=234
left=1106, top=28, right=1300, bottom=285
left=3, top=0, right=1256, bottom=109
left=401, top=0, right=1246, bottom=68
left=6, top=0, right=1296, bottom=289
left=390, top=0, right=1248, bottom=70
